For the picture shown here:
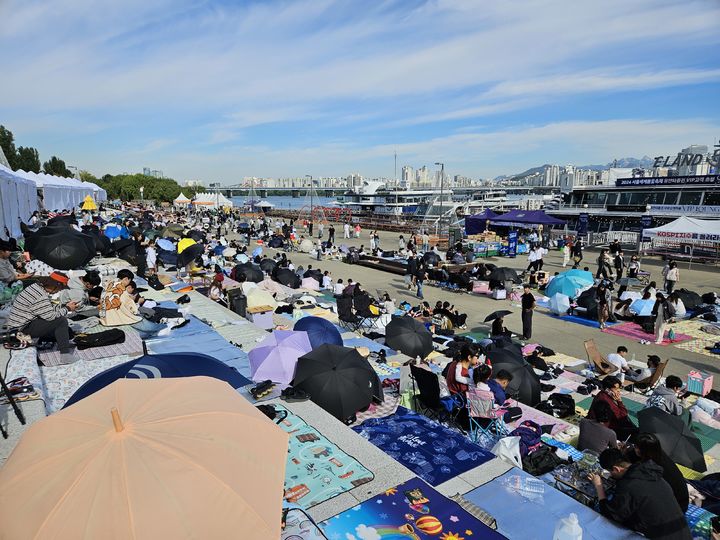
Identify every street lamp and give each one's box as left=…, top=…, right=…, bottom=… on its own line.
left=435, top=162, right=444, bottom=234
left=305, top=174, right=313, bottom=221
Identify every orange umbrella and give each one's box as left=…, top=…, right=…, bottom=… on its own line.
left=0, top=377, right=288, bottom=539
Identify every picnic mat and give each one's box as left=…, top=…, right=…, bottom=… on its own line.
left=352, top=406, right=494, bottom=485
left=511, top=403, right=573, bottom=436
left=559, top=314, right=621, bottom=329
left=38, top=327, right=144, bottom=365
left=465, top=469, right=642, bottom=539
left=145, top=331, right=247, bottom=367
left=276, top=405, right=374, bottom=509
left=282, top=509, right=328, bottom=540
left=354, top=393, right=400, bottom=424
left=577, top=396, right=720, bottom=453
left=320, top=476, right=505, bottom=540
left=685, top=504, right=718, bottom=540
left=342, top=336, right=397, bottom=357
left=602, top=322, right=693, bottom=346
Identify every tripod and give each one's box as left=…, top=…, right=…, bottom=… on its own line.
left=0, top=371, right=26, bottom=439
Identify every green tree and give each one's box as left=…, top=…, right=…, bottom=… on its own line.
left=42, top=156, right=73, bottom=177
left=79, top=170, right=99, bottom=183
left=15, top=146, right=41, bottom=172
left=0, top=125, right=18, bottom=169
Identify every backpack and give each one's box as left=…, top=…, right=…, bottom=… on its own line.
left=73, top=329, right=126, bottom=350
left=509, top=420, right=543, bottom=457
left=147, top=274, right=165, bottom=291
left=522, top=445, right=566, bottom=476
left=544, top=393, right=576, bottom=418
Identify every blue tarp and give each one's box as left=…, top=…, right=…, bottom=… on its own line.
left=490, top=209, right=566, bottom=227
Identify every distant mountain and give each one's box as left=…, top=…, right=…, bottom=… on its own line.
left=604, top=156, right=654, bottom=169
left=500, top=156, right=654, bottom=182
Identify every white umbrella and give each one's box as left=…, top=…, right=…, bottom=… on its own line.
left=548, top=293, right=571, bottom=316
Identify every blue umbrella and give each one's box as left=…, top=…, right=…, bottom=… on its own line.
left=631, top=299, right=655, bottom=317
left=213, top=244, right=225, bottom=255
left=294, top=316, right=343, bottom=349
left=157, top=238, right=174, bottom=251
left=104, top=224, right=122, bottom=239
left=62, top=353, right=251, bottom=409
left=546, top=275, right=589, bottom=299
left=252, top=246, right=263, bottom=258
left=562, top=269, right=594, bottom=285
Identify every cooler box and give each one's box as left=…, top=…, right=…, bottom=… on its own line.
left=687, top=371, right=713, bottom=396
left=491, top=289, right=507, bottom=300
left=472, top=281, right=490, bottom=295
left=247, top=305, right=274, bottom=330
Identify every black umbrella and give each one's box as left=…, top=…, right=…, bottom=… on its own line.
left=484, top=310, right=513, bottom=322
left=293, top=344, right=375, bottom=421
left=234, top=263, right=263, bottom=283
left=576, top=287, right=599, bottom=319
left=259, top=258, right=277, bottom=273
left=422, top=252, right=441, bottom=266
left=27, top=231, right=94, bottom=270
left=675, top=289, right=702, bottom=311
left=160, top=224, right=184, bottom=239
left=268, top=236, right=284, bottom=248
left=488, top=267, right=521, bottom=284
left=486, top=348, right=541, bottom=406
left=177, top=243, right=204, bottom=268
left=275, top=268, right=301, bottom=288
left=385, top=316, right=433, bottom=359
left=47, top=214, right=76, bottom=226
left=187, top=229, right=206, bottom=243
left=638, top=407, right=706, bottom=472
left=304, top=268, right=323, bottom=284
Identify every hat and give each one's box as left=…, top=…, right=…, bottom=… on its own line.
left=49, top=272, right=70, bottom=288
left=0, top=239, right=14, bottom=251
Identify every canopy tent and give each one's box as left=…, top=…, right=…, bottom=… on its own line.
left=643, top=216, right=720, bottom=245
left=174, top=192, right=191, bottom=206
left=490, top=209, right=565, bottom=228
left=464, top=209, right=499, bottom=235
left=16, top=169, right=94, bottom=212
left=192, top=192, right=234, bottom=208
left=81, top=181, right=107, bottom=201
left=0, top=165, right=39, bottom=239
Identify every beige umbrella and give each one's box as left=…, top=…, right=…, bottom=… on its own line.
left=247, top=287, right=278, bottom=309
left=0, top=377, right=288, bottom=539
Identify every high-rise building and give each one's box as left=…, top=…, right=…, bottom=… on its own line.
left=415, top=166, right=429, bottom=188
left=401, top=166, right=414, bottom=187
left=544, top=165, right=560, bottom=186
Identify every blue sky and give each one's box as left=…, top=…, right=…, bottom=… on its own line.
left=1, top=0, right=719, bottom=183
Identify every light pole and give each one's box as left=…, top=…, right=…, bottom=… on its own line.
left=305, top=174, right=313, bottom=221
left=435, top=162, right=444, bottom=235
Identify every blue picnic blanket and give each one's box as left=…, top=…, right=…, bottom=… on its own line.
left=276, top=405, right=374, bottom=509
left=465, top=469, right=641, bottom=539
left=342, top=337, right=397, bottom=356
left=352, top=406, right=494, bottom=485
left=320, top=476, right=504, bottom=539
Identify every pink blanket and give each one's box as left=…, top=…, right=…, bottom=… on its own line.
left=602, top=322, right=693, bottom=346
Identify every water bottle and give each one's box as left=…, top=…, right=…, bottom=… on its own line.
left=631, top=352, right=636, bottom=363
left=553, top=513, right=582, bottom=540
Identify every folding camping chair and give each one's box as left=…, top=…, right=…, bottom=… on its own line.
left=624, top=358, right=669, bottom=394
left=583, top=339, right=616, bottom=376
left=353, top=294, right=381, bottom=329
left=409, top=364, right=448, bottom=422
left=466, top=387, right=509, bottom=444
left=336, top=296, right=362, bottom=331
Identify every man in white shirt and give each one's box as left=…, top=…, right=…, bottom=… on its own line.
left=343, top=222, right=350, bottom=239
left=606, top=345, right=630, bottom=382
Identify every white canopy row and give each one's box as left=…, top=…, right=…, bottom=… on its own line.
left=0, top=164, right=39, bottom=239
left=644, top=216, right=720, bottom=245
left=191, top=192, right=234, bottom=208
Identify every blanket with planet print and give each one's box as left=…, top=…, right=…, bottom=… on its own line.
left=320, top=477, right=505, bottom=540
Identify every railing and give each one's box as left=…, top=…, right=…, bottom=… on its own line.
left=589, top=231, right=639, bottom=246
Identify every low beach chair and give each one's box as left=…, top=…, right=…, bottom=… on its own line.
left=583, top=339, right=616, bottom=376
left=625, top=358, right=668, bottom=393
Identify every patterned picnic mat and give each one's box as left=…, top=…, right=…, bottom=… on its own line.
left=602, top=322, right=693, bottom=346
left=38, top=327, right=144, bottom=365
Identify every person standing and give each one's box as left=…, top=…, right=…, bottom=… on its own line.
left=572, top=238, right=584, bottom=267
left=308, top=221, right=313, bottom=237
left=328, top=224, right=335, bottom=244
left=415, top=263, right=427, bottom=300
left=421, top=231, right=429, bottom=253
left=406, top=252, right=418, bottom=290
left=596, top=249, right=612, bottom=280
left=398, top=235, right=406, bottom=251
left=317, top=222, right=324, bottom=239
left=614, top=250, right=625, bottom=280
left=652, top=292, right=672, bottom=344
left=628, top=255, right=640, bottom=278
left=596, top=281, right=612, bottom=330
left=526, top=246, right=537, bottom=272
left=521, top=284, right=535, bottom=340
left=665, top=261, right=679, bottom=294
left=562, top=242, right=571, bottom=268
left=343, top=222, right=350, bottom=239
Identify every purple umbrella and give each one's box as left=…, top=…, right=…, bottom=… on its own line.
left=248, top=330, right=312, bottom=384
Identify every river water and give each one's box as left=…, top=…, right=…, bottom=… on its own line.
left=229, top=195, right=336, bottom=210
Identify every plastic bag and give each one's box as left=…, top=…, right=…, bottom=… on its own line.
left=491, top=436, right=522, bottom=469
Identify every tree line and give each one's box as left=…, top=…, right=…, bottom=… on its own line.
left=0, top=125, right=193, bottom=202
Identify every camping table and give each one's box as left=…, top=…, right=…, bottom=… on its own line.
left=550, top=462, right=615, bottom=507
left=246, top=305, right=275, bottom=330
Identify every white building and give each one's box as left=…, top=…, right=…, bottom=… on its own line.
left=401, top=166, right=414, bottom=187
left=415, top=166, right=429, bottom=188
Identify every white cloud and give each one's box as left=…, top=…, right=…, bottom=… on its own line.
left=355, top=524, right=381, bottom=540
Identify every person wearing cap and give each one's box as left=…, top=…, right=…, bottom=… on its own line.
left=6, top=272, right=79, bottom=364
left=626, top=355, right=661, bottom=383
left=208, top=273, right=227, bottom=307
left=0, top=239, right=33, bottom=284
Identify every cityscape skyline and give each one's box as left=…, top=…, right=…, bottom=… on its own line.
left=1, top=0, right=719, bottom=182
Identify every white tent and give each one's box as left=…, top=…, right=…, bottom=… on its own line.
left=191, top=192, right=233, bottom=208
left=0, top=164, right=40, bottom=239
left=644, top=216, right=720, bottom=244
left=174, top=192, right=191, bottom=206
left=16, top=169, right=93, bottom=211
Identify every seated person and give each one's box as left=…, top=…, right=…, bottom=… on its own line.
left=667, top=292, right=687, bottom=318
left=445, top=343, right=482, bottom=395
left=613, top=298, right=634, bottom=320
left=7, top=272, right=79, bottom=364
left=333, top=278, right=345, bottom=296
left=591, top=448, right=691, bottom=539
left=606, top=345, right=631, bottom=382
left=631, top=433, right=689, bottom=512
left=487, top=369, right=513, bottom=406
left=380, top=293, right=395, bottom=314
left=409, top=301, right=432, bottom=318
left=99, top=270, right=165, bottom=337
left=59, top=270, right=102, bottom=311
left=490, top=315, right=511, bottom=337
left=587, top=376, right=638, bottom=440
left=0, top=238, right=33, bottom=284
left=645, top=375, right=684, bottom=416
left=626, top=355, right=661, bottom=383
left=578, top=401, right=618, bottom=453
left=208, top=273, right=227, bottom=308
